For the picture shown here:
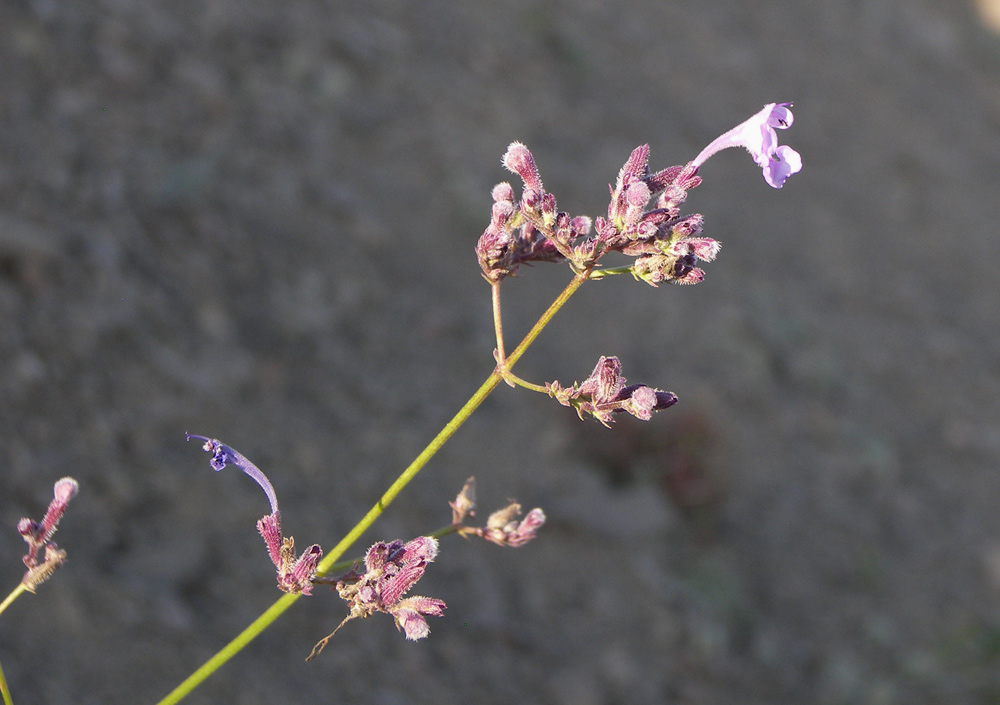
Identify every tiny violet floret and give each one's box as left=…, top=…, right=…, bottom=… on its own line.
left=186, top=434, right=279, bottom=515
left=690, top=103, right=802, bottom=188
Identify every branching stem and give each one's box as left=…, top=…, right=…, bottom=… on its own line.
left=154, top=270, right=589, bottom=705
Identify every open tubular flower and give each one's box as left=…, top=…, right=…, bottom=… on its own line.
left=691, top=102, right=802, bottom=188
left=188, top=435, right=322, bottom=594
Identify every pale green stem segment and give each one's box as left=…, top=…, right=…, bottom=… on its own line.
left=154, top=271, right=589, bottom=705
left=586, top=265, right=632, bottom=279
left=499, top=371, right=550, bottom=394
left=491, top=281, right=506, bottom=365
left=0, top=655, right=13, bottom=705
left=0, top=585, right=27, bottom=619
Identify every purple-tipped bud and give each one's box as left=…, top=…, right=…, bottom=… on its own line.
left=502, top=141, right=543, bottom=193
left=257, top=512, right=284, bottom=569
left=17, top=518, right=41, bottom=544
left=52, top=477, right=79, bottom=504
left=617, top=144, right=651, bottom=186
left=491, top=181, right=515, bottom=204
left=549, top=356, right=678, bottom=425
left=286, top=544, right=323, bottom=596
left=571, top=215, right=592, bottom=236
left=673, top=236, right=720, bottom=262
left=621, top=385, right=679, bottom=421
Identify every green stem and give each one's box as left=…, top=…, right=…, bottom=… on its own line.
left=0, top=585, right=25, bottom=619
left=498, top=370, right=550, bottom=394
left=586, top=265, right=632, bottom=279
left=154, top=271, right=589, bottom=705
left=0, top=656, right=12, bottom=705
left=491, top=281, right=506, bottom=365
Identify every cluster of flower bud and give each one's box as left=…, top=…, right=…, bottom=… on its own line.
left=547, top=356, right=678, bottom=427
left=476, top=103, right=800, bottom=287
left=17, top=477, right=78, bottom=592
left=306, top=536, right=447, bottom=659
left=450, top=477, right=546, bottom=547
left=189, top=436, right=459, bottom=657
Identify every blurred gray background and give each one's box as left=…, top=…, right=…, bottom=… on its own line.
left=3, top=1, right=1000, bottom=703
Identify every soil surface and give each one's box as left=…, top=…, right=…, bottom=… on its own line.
left=3, top=1, right=1000, bottom=703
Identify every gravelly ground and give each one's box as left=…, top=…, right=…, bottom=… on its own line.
left=3, top=1, right=1000, bottom=703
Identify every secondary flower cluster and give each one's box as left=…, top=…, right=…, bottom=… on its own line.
left=188, top=437, right=550, bottom=659
left=17, top=477, right=79, bottom=592
left=307, top=536, right=446, bottom=659
left=449, top=476, right=546, bottom=547
left=476, top=103, right=800, bottom=286
left=546, top=356, right=679, bottom=427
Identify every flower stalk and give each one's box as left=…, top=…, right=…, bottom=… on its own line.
left=161, top=102, right=801, bottom=703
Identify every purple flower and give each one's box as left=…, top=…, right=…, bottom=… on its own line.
left=691, top=103, right=802, bottom=188
left=187, top=434, right=279, bottom=515
left=548, top=356, right=678, bottom=426
left=188, top=435, right=321, bottom=595
left=308, top=536, right=446, bottom=659
left=17, top=477, right=78, bottom=592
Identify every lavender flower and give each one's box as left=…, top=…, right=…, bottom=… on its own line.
left=691, top=102, right=802, bottom=188
left=17, top=477, right=78, bottom=592
left=307, top=537, right=446, bottom=659
left=186, top=434, right=279, bottom=514
left=547, top=356, right=678, bottom=426
left=188, top=435, right=322, bottom=594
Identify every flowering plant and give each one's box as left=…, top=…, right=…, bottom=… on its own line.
left=1, top=103, right=799, bottom=705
